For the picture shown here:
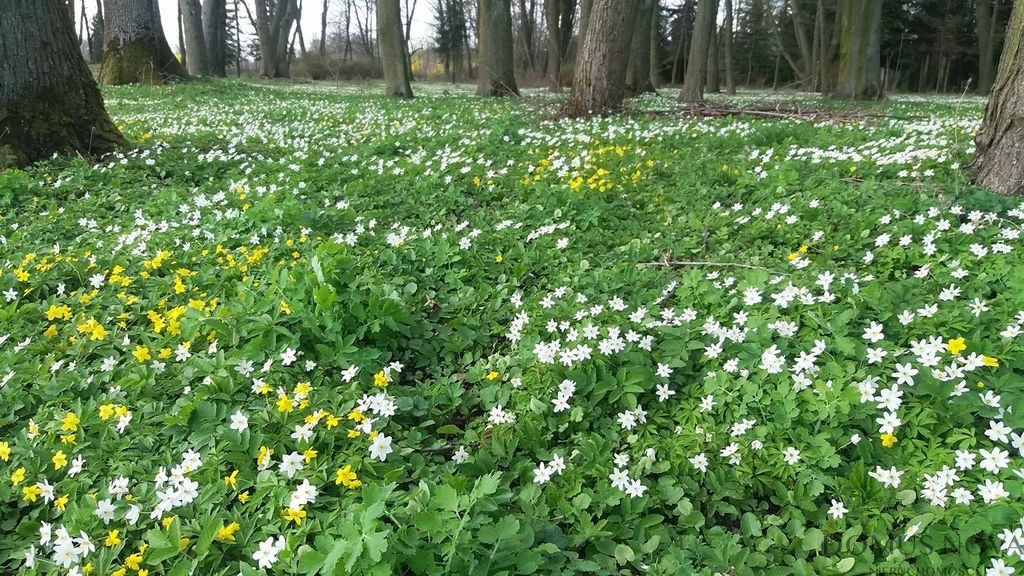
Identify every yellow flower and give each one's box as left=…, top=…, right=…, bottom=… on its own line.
left=347, top=429, right=361, bottom=438
left=495, top=254, right=503, bottom=263
left=54, top=494, right=68, bottom=511
left=486, top=371, right=500, bottom=381
left=83, top=563, right=94, bottom=574
left=303, top=448, right=317, bottom=463
left=132, top=346, right=151, bottom=363
left=124, top=552, right=143, bottom=571
left=276, top=394, right=293, bottom=413
left=982, top=355, right=999, bottom=367
left=946, top=337, right=966, bottom=355
left=22, top=485, right=42, bottom=502
left=347, top=409, right=364, bottom=423
left=10, top=467, right=25, bottom=486
left=335, top=465, right=362, bottom=489
left=89, top=322, right=108, bottom=341
left=257, top=446, right=273, bottom=468
left=162, top=516, right=175, bottom=529
left=60, top=411, right=80, bottom=432
left=0, top=441, right=10, bottom=461
left=224, top=470, right=238, bottom=490
left=45, top=303, right=72, bottom=321
left=294, top=381, right=312, bottom=396
left=105, top=530, right=122, bottom=547
left=52, top=450, right=68, bottom=469
left=60, top=434, right=75, bottom=445
left=44, top=324, right=58, bottom=338
left=373, top=370, right=389, bottom=387
left=216, top=522, right=241, bottom=542
left=280, top=301, right=292, bottom=315
left=238, top=491, right=251, bottom=503
left=111, top=568, right=127, bottom=576
left=138, top=570, right=149, bottom=576
left=282, top=506, right=307, bottom=525
left=99, top=403, right=116, bottom=420
left=880, top=433, right=898, bottom=448
left=325, top=414, right=340, bottom=429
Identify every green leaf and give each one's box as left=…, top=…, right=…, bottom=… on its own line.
left=802, top=528, right=824, bottom=553
left=741, top=512, right=763, bottom=538
left=835, top=557, right=855, bottom=573
left=614, top=544, right=635, bottom=565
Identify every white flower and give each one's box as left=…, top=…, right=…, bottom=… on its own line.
left=94, top=498, right=116, bottom=524
left=868, top=466, right=903, bottom=488
left=979, top=479, right=1009, bottom=503
left=782, top=447, right=801, bottom=465
left=828, top=499, right=847, bottom=519
left=369, top=434, right=393, bottom=461
left=624, top=478, right=647, bottom=498
left=252, top=535, right=285, bottom=569
left=229, top=410, right=248, bottom=432
left=690, top=453, right=708, bottom=473
left=280, top=347, right=298, bottom=366
left=987, top=558, right=1015, bottom=576
left=533, top=462, right=553, bottom=484
left=279, top=452, right=305, bottom=478
left=609, top=468, right=630, bottom=490
left=452, top=446, right=469, bottom=464
left=980, top=447, right=1011, bottom=473
left=862, top=322, right=885, bottom=342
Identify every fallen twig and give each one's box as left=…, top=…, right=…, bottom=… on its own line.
left=640, top=260, right=786, bottom=274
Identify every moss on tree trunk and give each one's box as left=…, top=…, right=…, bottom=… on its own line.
left=99, top=0, right=187, bottom=85
left=1, top=0, right=126, bottom=169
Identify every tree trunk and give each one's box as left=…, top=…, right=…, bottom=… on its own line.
left=92, top=0, right=106, bottom=62
left=204, top=0, right=227, bottom=75
left=180, top=0, right=210, bottom=75
left=1, top=0, right=125, bottom=168
left=833, top=0, right=882, bottom=99
left=320, top=0, right=329, bottom=56
left=477, top=0, right=519, bottom=95
left=100, top=0, right=188, bottom=84
left=577, top=0, right=593, bottom=61
left=976, top=0, right=997, bottom=94
left=972, top=0, right=1024, bottom=194
left=544, top=0, right=563, bottom=90
left=625, top=0, right=656, bottom=96
left=706, top=7, right=719, bottom=93
left=378, top=0, right=413, bottom=96
left=562, top=0, right=636, bottom=116
left=723, top=0, right=734, bottom=94
left=254, top=0, right=298, bottom=77
left=679, top=0, right=713, bottom=102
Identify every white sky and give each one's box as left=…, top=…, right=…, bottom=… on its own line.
left=80, top=0, right=438, bottom=53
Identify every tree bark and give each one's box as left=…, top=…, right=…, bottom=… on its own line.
left=972, top=0, right=1024, bottom=195
left=180, top=0, right=210, bottom=75
left=253, top=0, right=299, bottom=77
left=562, top=0, right=636, bottom=116
left=833, top=0, right=882, bottom=99
left=723, top=0, right=734, bottom=94
left=100, top=0, right=188, bottom=84
left=679, top=0, right=713, bottom=102
left=204, top=0, right=227, bottom=75
left=477, top=0, right=519, bottom=95
left=544, top=0, right=563, bottom=90
left=1, top=0, right=126, bottom=168
left=625, top=0, right=656, bottom=96
left=706, top=3, right=719, bottom=93
left=378, top=0, right=413, bottom=96
left=976, top=0, right=997, bottom=94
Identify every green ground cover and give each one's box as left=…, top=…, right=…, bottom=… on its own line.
left=1, top=81, right=1021, bottom=575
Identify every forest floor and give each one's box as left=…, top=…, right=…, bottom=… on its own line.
left=1, top=81, right=1021, bottom=576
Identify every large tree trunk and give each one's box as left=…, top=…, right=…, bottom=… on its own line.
left=972, top=0, right=1024, bottom=195
left=1, top=0, right=125, bottom=169
left=706, top=4, right=719, bottom=93
left=976, top=0, right=997, bottom=94
left=544, top=0, right=564, bottom=90
left=100, top=0, right=188, bottom=84
left=476, top=0, right=519, bottom=95
left=180, top=0, right=210, bottom=75
left=254, top=0, right=298, bottom=77
left=378, top=0, right=413, bottom=96
left=833, top=0, right=882, bottom=99
left=91, top=0, right=106, bottom=63
left=679, top=0, right=713, bottom=102
left=562, top=0, right=636, bottom=116
left=625, top=0, right=656, bottom=96
left=203, top=0, right=227, bottom=75
left=723, top=0, right=734, bottom=94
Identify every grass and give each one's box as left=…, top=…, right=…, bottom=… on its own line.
left=1, top=80, right=1021, bottom=576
